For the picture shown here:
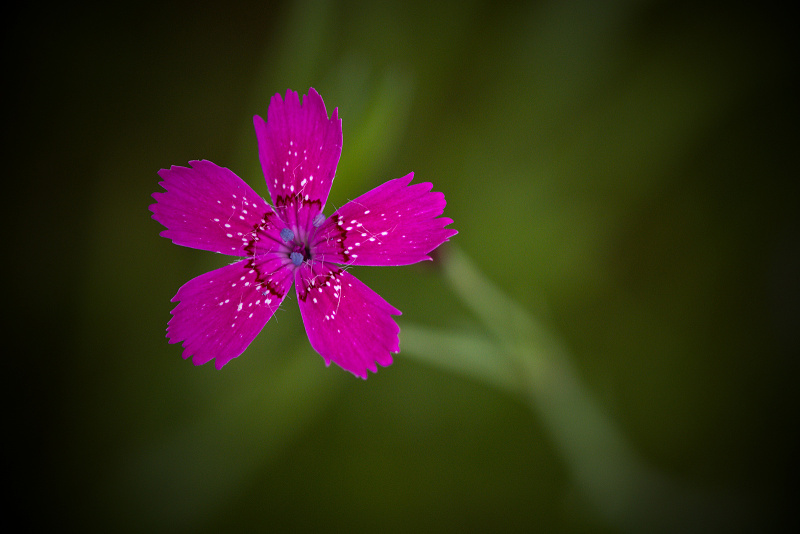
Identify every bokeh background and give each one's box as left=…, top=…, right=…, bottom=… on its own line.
left=12, top=0, right=797, bottom=532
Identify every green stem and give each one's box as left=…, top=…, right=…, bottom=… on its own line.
left=402, top=247, right=741, bottom=532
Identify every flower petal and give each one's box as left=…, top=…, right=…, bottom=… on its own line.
left=167, top=256, right=294, bottom=369
left=295, top=263, right=401, bottom=378
left=254, top=88, right=342, bottom=233
left=312, top=173, right=457, bottom=266
left=150, top=160, right=280, bottom=256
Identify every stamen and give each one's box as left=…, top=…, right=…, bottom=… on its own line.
left=313, top=213, right=326, bottom=228
left=280, top=228, right=294, bottom=242
left=290, top=251, right=304, bottom=266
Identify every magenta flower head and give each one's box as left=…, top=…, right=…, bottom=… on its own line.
left=150, top=88, right=456, bottom=378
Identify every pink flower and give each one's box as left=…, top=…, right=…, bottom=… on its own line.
left=150, top=88, right=456, bottom=378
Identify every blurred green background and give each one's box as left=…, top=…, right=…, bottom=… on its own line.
left=11, top=0, right=797, bottom=532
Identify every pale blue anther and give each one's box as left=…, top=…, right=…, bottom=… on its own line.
left=313, top=213, right=326, bottom=228
left=290, top=252, right=304, bottom=266
left=280, top=228, right=294, bottom=242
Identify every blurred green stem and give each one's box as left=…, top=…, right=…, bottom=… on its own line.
left=402, top=246, right=735, bottom=532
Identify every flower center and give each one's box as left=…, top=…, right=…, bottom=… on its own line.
left=280, top=226, right=313, bottom=268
